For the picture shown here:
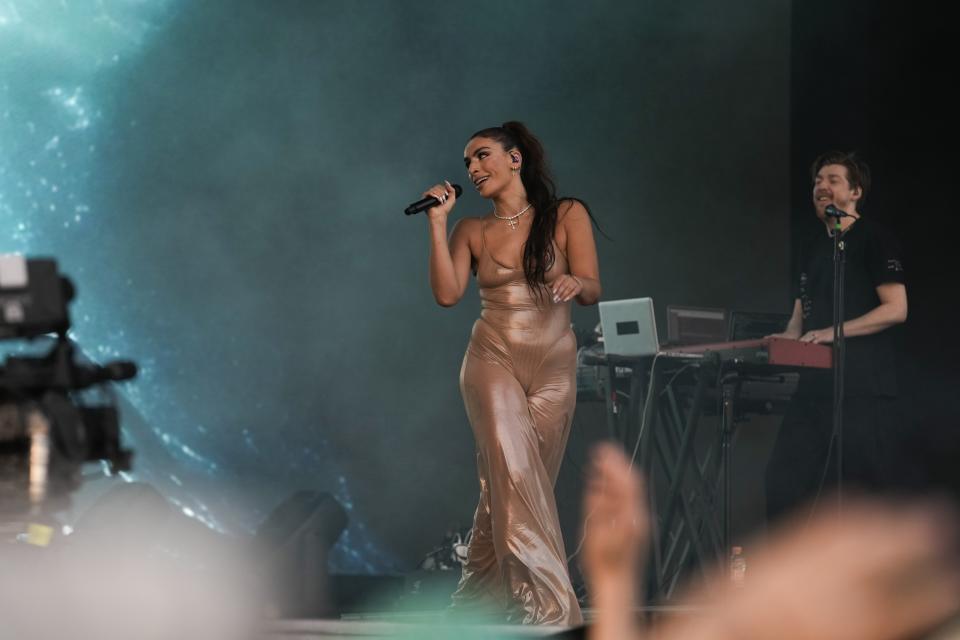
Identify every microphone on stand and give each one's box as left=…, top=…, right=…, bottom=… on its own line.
left=404, top=184, right=463, bottom=216
left=824, top=204, right=852, bottom=219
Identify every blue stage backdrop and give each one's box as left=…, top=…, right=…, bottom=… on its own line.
left=0, top=0, right=789, bottom=571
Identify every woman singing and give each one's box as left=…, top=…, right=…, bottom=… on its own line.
left=423, top=121, right=600, bottom=625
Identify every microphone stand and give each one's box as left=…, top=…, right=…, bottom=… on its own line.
left=827, top=205, right=849, bottom=516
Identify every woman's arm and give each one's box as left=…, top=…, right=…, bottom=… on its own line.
left=553, top=199, right=601, bottom=305
left=426, top=181, right=476, bottom=307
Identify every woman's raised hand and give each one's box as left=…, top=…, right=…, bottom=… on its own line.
left=423, top=180, right=457, bottom=221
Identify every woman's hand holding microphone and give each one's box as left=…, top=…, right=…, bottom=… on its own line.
left=423, top=180, right=458, bottom=222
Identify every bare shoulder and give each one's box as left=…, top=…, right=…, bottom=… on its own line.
left=450, top=216, right=484, bottom=252
left=451, top=216, right=484, bottom=235
left=557, top=198, right=589, bottom=225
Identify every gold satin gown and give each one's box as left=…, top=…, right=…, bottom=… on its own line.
left=450, top=220, right=582, bottom=625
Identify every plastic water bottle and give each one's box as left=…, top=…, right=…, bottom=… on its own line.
left=730, top=545, right=747, bottom=587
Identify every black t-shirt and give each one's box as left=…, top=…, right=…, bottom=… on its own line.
left=792, top=217, right=905, bottom=397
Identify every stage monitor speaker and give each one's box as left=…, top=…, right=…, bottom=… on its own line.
left=256, top=490, right=348, bottom=618
left=665, top=305, right=728, bottom=345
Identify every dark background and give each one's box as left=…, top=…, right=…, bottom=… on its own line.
left=791, top=0, right=957, bottom=434
left=2, top=0, right=953, bottom=576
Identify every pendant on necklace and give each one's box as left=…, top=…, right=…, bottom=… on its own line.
left=508, top=218, right=519, bottom=230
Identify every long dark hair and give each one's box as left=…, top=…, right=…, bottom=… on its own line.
left=469, top=121, right=593, bottom=299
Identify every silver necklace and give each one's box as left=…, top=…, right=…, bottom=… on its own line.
left=492, top=203, right=532, bottom=230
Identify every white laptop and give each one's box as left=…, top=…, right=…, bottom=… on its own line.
left=598, top=297, right=660, bottom=357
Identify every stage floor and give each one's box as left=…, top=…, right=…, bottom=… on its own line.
left=264, top=614, right=579, bottom=639
left=262, top=607, right=706, bottom=639
left=263, top=606, right=960, bottom=640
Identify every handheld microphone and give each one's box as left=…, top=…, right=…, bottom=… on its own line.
left=405, top=184, right=463, bottom=216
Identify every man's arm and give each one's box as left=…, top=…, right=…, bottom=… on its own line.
left=799, top=282, right=907, bottom=344
left=769, top=299, right=803, bottom=340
